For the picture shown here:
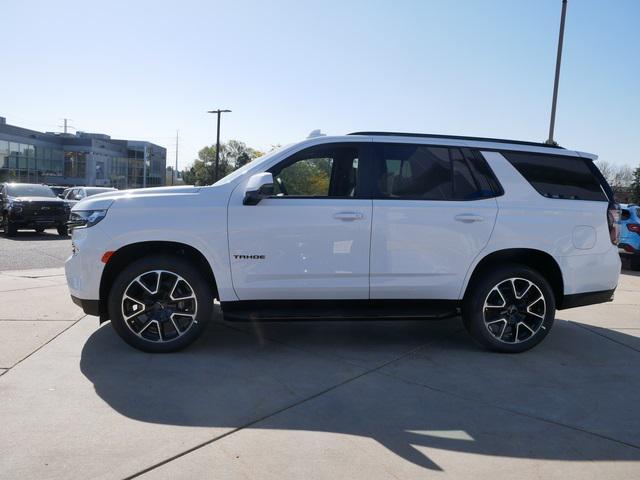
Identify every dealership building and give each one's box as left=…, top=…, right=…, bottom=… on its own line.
left=0, top=116, right=166, bottom=189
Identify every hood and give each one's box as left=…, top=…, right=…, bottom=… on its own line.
left=72, top=185, right=202, bottom=211
left=9, top=196, right=66, bottom=204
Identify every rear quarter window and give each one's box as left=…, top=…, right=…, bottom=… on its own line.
left=502, top=152, right=607, bottom=202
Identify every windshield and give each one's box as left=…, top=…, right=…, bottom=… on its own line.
left=6, top=184, right=56, bottom=198
left=213, top=144, right=293, bottom=186
left=85, top=188, right=115, bottom=196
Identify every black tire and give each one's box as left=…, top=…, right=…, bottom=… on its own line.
left=57, top=225, right=68, bottom=236
left=630, top=256, right=640, bottom=272
left=35, top=227, right=45, bottom=233
left=2, top=214, right=17, bottom=237
left=108, top=255, right=213, bottom=353
left=462, top=264, right=556, bottom=353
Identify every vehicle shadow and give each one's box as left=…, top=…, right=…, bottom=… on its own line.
left=2, top=230, right=69, bottom=241
left=79, top=314, right=640, bottom=471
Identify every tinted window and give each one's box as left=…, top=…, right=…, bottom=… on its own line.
left=373, top=144, right=500, bottom=200
left=6, top=184, right=55, bottom=198
left=271, top=145, right=359, bottom=197
left=450, top=148, right=477, bottom=199
left=503, top=152, right=607, bottom=201
left=375, top=144, right=452, bottom=200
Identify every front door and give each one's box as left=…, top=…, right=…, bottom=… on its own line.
left=228, top=142, right=372, bottom=300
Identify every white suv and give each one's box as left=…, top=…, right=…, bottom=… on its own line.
left=65, top=132, right=621, bottom=353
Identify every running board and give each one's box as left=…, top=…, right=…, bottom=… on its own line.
left=221, top=299, right=460, bottom=322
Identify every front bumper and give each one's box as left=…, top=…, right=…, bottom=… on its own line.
left=8, top=210, right=68, bottom=227
left=71, top=295, right=101, bottom=316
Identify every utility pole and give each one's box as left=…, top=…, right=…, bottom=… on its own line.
left=546, top=0, right=569, bottom=146
left=173, top=130, right=179, bottom=186
left=58, top=118, right=75, bottom=135
left=207, top=109, right=231, bottom=182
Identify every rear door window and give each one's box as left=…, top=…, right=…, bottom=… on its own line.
left=502, top=151, right=607, bottom=201
left=372, top=143, right=501, bottom=201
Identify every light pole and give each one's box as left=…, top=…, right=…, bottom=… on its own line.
left=546, top=0, right=568, bottom=146
left=207, top=109, right=231, bottom=181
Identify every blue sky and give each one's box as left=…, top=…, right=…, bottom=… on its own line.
left=1, top=0, right=638, bottom=169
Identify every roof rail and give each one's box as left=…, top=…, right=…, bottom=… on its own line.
left=348, top=131, right=565, bottom=149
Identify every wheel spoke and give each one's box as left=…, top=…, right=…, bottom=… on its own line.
left=123, top=295, right=146, bottom=320
left=526, top=296, right=545, bottom=318
left=519, top=322, right=536, bottom=335
left=484, top=286, right=506, bottom=309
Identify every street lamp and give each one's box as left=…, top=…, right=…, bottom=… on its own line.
left=207, top=109, right=231, bottom=182
left=546, top=0, right=569, bottom=146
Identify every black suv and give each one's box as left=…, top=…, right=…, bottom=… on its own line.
left=1, top=183, right=70, bottom=237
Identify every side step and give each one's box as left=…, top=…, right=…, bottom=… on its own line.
left=221, top=299, right=460, bottom=322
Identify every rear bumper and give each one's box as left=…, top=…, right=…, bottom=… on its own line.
left=71, top=295, right=101, bottom=316
left=619, top=244, right=639, bottom=256
left=558, top=288, right=615, bottom=310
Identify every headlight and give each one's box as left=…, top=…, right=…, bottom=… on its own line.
left=8, top=201, right=23, bottom=213
left=67, top=210, right=108, bottom=230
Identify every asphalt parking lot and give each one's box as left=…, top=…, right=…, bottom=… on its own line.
left=0, top=262, right=639, bottom=479
left=0, top=229, right=70, bottom=270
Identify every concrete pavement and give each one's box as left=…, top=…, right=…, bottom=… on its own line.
left=0, top=268, right=638, bottom=479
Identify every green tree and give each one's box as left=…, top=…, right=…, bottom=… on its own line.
left=631, top=165, right=640, bottom=203
left=181, top=140, right=264, bottom=186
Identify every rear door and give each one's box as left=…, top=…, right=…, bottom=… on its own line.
left=369, top=142, right=499, bottom=299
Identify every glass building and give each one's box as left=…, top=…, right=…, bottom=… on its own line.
left=0, top=116, right=166, bottom=188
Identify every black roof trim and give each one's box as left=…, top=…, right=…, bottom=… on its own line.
left=348, top=131, right=565, bottom=149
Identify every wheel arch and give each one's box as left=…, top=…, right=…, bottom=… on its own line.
left=462, top=248, right=565, bottom=307
left=98, top=241, right=218, bottom=322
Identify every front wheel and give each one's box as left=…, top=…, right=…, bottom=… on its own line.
left=108, top=255, right=213, bottom=352
left=462, top=264, right=555, bottom=353
left=2, top=214, right=17, bottom=237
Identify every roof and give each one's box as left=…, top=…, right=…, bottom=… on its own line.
left=348, top=131, right=565, bottom=150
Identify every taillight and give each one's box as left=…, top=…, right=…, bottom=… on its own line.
left=607, top=202, right=620, bottom=245
left=628, top=223, right=640, bottom=234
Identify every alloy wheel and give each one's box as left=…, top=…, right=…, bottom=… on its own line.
left=121, top=270, right=198, bottom=343
left=482, top=277, right=546, bottom=344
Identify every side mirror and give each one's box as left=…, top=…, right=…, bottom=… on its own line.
left=243, top=172, right=274, bottom=205
left=74, top=194, right=83, bottom=200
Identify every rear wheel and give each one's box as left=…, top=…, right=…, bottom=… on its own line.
left=463, top=264, right=555, bottom=353
left=57, top=225, right=68, bottom=236
left=630, top=256, right=640, bottom=271
left=108, top=255, right=213, bottom=352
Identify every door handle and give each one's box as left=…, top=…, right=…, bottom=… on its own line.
left=454, top=213, right=484, bottom=223
left=333, top=212, right=364, bottom=221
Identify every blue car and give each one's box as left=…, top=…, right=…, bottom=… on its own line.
left=619, top=203, right=640, bottom=270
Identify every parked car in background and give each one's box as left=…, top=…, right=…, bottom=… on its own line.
left=63, top=187, right=117, bottom=207
left=1, top=183, right=70, bottom=236
left=66, top=132, right=621, bottom=354
left=48, top=185, right=68, bottom=198
left=619, top=203, right=640, bottom=270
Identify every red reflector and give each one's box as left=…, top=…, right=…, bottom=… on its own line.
left=627, top=223, right=640, bottom=234
left=101, top=251, right=115, bottom=263
left=623, top=245, right=635, bottom=253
